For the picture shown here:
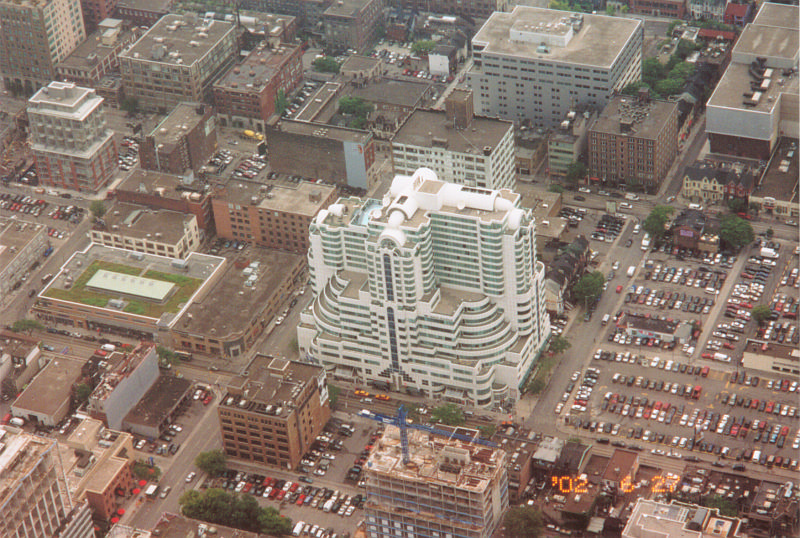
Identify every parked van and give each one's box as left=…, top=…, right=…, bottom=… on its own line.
left=641, top=233, right=651, bottom=251
left=601, top=314, right=610, bottom=326
left=292, top=521, right=306, bottom=536
left=101, top=343, right=116, bottom=352
left=627, top=265, right=636, bottom=277
left=633, top=224, right=641, bottom=234
left=688, top=203, right=704, bottom=211
left=751, top=450, right=761, bottom=463
left=625, top=193, right=639, bottom=201
left=9, top=417, right=25, bottom=427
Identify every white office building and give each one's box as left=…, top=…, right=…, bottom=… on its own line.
left=391, top=92, right=516, bottom=191
left=468, top=6, right=643, bottom=129
left=298, top=168, right=550, bottom=408
left=28, top=81, right=117, bottom=193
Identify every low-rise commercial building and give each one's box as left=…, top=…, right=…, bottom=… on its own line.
left=57, top=19, right=141, bottom=89
left=623, top=499, right=745, bottom=538
left=113, top=0, right=173, bottom=27
left=169, top=247, right=305, bottom=359
left=212, top=179, right=337, bottom=253
left=115, top=168, right=214, bottom=232
left=0, top=331, right=43, bottom=403
left=90, top=202, right=202, bottom=260
left=138, top=102, right=217, bottom=175
left=621, top=313, right=693, bottom=344
left=688, top=0, right=726, bottom=22
left=28, top=81, right=118, bottom=193
left=87, top=343, right=159, bottom=430
left=218, top=356, right=330, bottom=469
left=588, top=91, right=679, bottom=192
left=119, top=14, right=237, bottom=112
left=12, top=354, right=85, bottom=427
left=544, top=236, right=589, bottom=314
left=266, top=118, right=375, bottom=189
left=348, top=77, right=434, bottom=140
left=122, top=376, right=192, bottom=438
left=706, top=3, right=799, bottom=160
left=670, top=208, right=712, bottom=251
left=742, top=339, right=799, bottom=377
left=237, top=10, right=298, bottom=49
left=391, top=91, right=516, bottom=191
left=213, top=44, right=303, bottom=133
left=0, top=217, right=48, bottom=298
left=63, top=418, right=135, bottom=521
left=749, top=137, right=799, bottom=220
left=34, top=244, right=227, bottom=341
left=629, top=0, right=685, bottom=18
left=398, top=0, right=508, bottom=22
left=322, top=0, right=385, bottom=53
left=365, top=426, right=508, bottom=538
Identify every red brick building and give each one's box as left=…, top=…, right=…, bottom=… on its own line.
left=80, top=0, right=119, bottom=32
left=588, top=92, right=679, bottom=193
left=212, top=180, right=337, bottom=253
left=213, top=44, right=303, bottom=133
left=138, top=102, right=217, bottom=175
left=630, top=0, right=686, bottom=19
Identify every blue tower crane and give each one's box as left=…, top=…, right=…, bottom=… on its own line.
left=359, top=405, right=498, bottom=465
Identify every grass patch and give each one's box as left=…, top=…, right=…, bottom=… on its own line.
left=44, top=260, right=203, bottom=318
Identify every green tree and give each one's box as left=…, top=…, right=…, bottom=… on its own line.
left=74, top=383, right=93, bottom=404
left=605, top=4, right=615, bottom=15
left=430, top=403, right=465, bottom=426
left=120, top=97, right=139, bottom=115
left=132, top=461, right=161, bottom=481
left=156, top=345, right=178, bottom=365
left=313, top=57, right=340, bottom=73
left=258, top=506, right=292, bottom=535
left=765, top=228, right=774, bottom=239
left=338, top=96, right=373, bottom=129
left=410, top=40, right=436, bottom=55
left=727, top=198, right=747, bottom=214
left=274, top=89, right=289, bottom=116
left=527, top=377, right=546, bottom=394
left=675, top=38, right=700, bottom=60
left=549, top=184, right=565, bottom=194
left=90, top=200, right=107, bottom=219
left=573, top=271, right=605, bottom=308
left=565, top=161, right=587, bottom=183
left=718, top=214, right=754, bottom=251
left=751, top=305, right=772, bottom=326
left=642, top=58, right=667, bottom=86
left=478, top=424, right=497, bottom=438
left=328, top=385, right=341, bottom=407
left=549, top=334, right=571, bottom=355
left=702, top=494, right=738, bottom=517
left=621, top=81, right=660, bottom=99
left=11, top=319, right=43, bottom=335
left=195, top=450, right=227, bottom=477
left=655, top=78, right=685, bottom=97
left=668, top=61, right=695, bottom=81
left=504, top=506, right=544, bottom=538
left=643, top=205, right=675, bottom=242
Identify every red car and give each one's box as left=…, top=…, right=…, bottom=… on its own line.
left=701, top=352, right=713, bottom=359
left=723, top=342, right=735, bottom=349
left=616, top=285, right=623, bottom=293
left=295, top=494, right=305, bottom=506
left=203, top=395, right=212, bottom=405
left=276, top=490, right=285, bottom=500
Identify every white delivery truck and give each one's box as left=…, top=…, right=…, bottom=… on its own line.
left=760, top=247, right=779, bottom=259
left=9, top=417, right=25, bottom=427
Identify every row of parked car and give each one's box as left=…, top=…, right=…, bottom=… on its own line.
left=0, top=193, right=48, bottom=216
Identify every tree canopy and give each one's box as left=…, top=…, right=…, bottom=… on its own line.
left=430, top=403, right=465, bottom=426
left=11, top=319, right=43, bottom=335
left=338, top=96, right=373, bottom=129
left=313, top=57, right=340, bottom=73
left=573, top=271, right=604, bottom=308
left=727, top=198, right=747, bottom=214
left=751, top=305, right=772, bottom=326
left=195, top=450, right=227, bottom=477
left=90, top=200, right=107, bottom=219
left=702, top=494, right=738, bottom=517
left=74, top=383, right=93, bottom=404
left=504, top=506, right=544, bottom=538
left=643, top=205, right=675, bottom=242
left=180, top=488, right=292, bottom=535
left=411, top=40, right=435, bottom=55
left=718, top=215, right=754, bottom=250
left=565, top=161, right=587, bottom=183
left=274, top=89, right=289, bottom=116
left=549, top=334, right=571, bottom=355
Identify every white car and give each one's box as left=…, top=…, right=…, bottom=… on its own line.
left=554, top=403, right=564, bottom=414
left=186, top=472, right=196, bottom=483
left=578, top=187, right=591, bottom=193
